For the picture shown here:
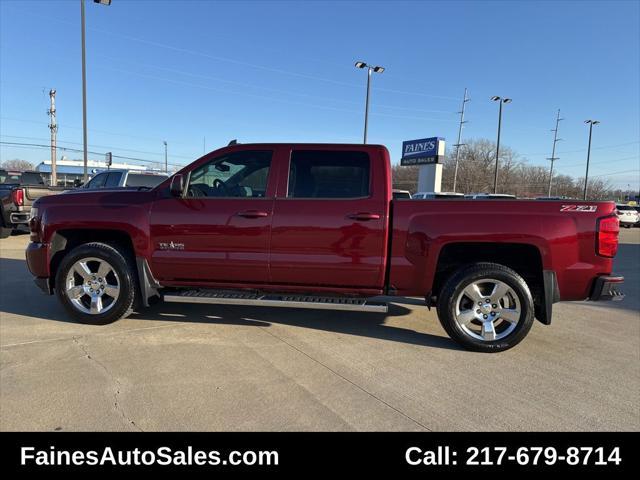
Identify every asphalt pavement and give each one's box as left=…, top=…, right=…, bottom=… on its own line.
left=1, top=229, right=638, bottom=431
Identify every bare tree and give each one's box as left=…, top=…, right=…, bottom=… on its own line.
left=392, top=137, right=620, bottom=200
left=1, top=159, right=35, bottom=171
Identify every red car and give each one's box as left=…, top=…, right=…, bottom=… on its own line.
left=26, top=143, right=624, bottom=352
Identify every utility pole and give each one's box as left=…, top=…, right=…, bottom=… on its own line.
left=48, top=89, right=58, bottom=186
left=452, top=88, right=469, bottom=193
left=547, top=109, right=563, bottom=197
left=164, top=141, right=168, bottom=173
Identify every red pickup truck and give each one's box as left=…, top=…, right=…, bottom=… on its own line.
left=26, top=143, right=624, bottom=352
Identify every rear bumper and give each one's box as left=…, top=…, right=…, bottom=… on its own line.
left=589, top=275, right=624, bottom=301
left=9, top=212, right=29, bottom=225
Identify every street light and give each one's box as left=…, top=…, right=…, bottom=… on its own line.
left=163, top=141, right=168, bottom=173
left=81, top=0, right=112, bottom=182
left=490, top=96, right=512, bottom=194
left=355, top=61, right=385, bottom=144
left=583, top=119, right=600, bottom=200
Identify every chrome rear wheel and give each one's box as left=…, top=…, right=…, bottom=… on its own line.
left=454, top=279, right=521, bottom=341
left=436, top=262, right=535, bottom=352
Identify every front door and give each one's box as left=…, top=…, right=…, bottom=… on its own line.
left=149, top=149, right=275, bottom=285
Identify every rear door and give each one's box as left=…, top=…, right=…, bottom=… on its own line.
left=269, top=147, right=389, bottom=290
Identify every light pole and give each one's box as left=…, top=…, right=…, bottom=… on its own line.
left=490, top=96, right=512, bottom=194
left=163, top=141, right=168, bottom=173
left=583, top=119, right=600, bottom=200
left=81, top=0, right=112, bottom=182
left=355, top=61, right=385, bottom=144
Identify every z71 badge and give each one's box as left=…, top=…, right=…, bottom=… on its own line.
left=560, top=205, right=597, bottom=212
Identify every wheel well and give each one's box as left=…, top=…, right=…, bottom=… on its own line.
left=49, top=229, right=135, bottom=290
left=433, top=242, right=546, bottom=322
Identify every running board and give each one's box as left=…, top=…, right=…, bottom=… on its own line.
left=163, top=290, right=388, bottom=313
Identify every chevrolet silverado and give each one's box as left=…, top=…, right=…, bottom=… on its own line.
left=25, top=143, right=624, bottom=352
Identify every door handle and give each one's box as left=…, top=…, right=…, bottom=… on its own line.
left=348, top=212, right=381, bottom=221
left=236, top=210, right=269, bottom=218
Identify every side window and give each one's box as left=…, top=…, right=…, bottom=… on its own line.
left=287, top=150, right=370, bottom=199
left=104, top=172, right=122, bottom=187
left=187, top=150, right=272, bottom=198
left=86, top=172, right=108, bottom=189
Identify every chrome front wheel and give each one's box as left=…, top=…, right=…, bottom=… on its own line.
left=65, top=257, right=121, bottom=315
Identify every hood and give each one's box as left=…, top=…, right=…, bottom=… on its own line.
left=34, top=188, right=157, bottom=208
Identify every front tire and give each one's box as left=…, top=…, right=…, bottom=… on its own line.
left=55, top=242, right=137, bottom=325
left=436, top=262, right=535, bottom=352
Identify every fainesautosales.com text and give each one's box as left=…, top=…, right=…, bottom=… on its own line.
left=20, top=446, right=279, bottom=467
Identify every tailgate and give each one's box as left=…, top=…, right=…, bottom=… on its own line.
left=22, top=186, right=64, bottom=206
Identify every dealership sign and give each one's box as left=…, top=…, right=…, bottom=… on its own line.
left=400, top=137, right=445, bottom=166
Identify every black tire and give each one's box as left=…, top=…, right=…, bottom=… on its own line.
left=55, top=242, right=137, bottom=325
left=436, top=262, right=535, bottom=352
left=0, top=227, right=11, bottom=239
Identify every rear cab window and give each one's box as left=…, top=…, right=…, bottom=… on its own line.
left=20, top=172, right=44, bottom=185
left=125, top=173, right=166, bottom=188
left=287, top=150, right=370, bottom=199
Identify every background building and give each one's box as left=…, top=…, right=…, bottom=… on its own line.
left=35, top=158, right=163, bottom=187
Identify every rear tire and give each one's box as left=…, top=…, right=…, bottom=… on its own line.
left=55, top=242, right=137, bottom=325
left=0, top=227, right=11, bottom=239
left=436, top=262, right=535, bottom=352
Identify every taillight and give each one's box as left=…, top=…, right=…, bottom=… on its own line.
left=597, top=215, right=619, bottom=258
left=11, top=188, right=24, bottom=206
left=29, top=207, right=41, bottom=242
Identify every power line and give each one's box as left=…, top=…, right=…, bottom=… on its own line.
left=96, top=54, right=457, bottom=115
left=0, top=116, right=193, bottom=149
left=0, top=141, right=184, bottom=167
left=99, top=65, right=460, bottom=124
left=0, top=134, right=191, bottom=160
left=521, top=141, right=640, bottom=157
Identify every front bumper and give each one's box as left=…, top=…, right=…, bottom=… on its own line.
left=589, top=275, right=625, bottom=301
left=25, top=242, right=52, bottom=294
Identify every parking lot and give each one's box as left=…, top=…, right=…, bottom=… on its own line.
left=1, top=230, right=638, bottom=432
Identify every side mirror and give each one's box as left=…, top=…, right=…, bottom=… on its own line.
left=170, top=174, right=185, bottom=197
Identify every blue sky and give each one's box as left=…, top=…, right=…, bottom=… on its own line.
left=1, top=0, right=638, bottom=188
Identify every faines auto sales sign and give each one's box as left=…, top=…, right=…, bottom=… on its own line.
left=400, top=137, right=445, bottom=166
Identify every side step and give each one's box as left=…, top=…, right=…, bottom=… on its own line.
left=163, top=290, right=388, bottom=313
